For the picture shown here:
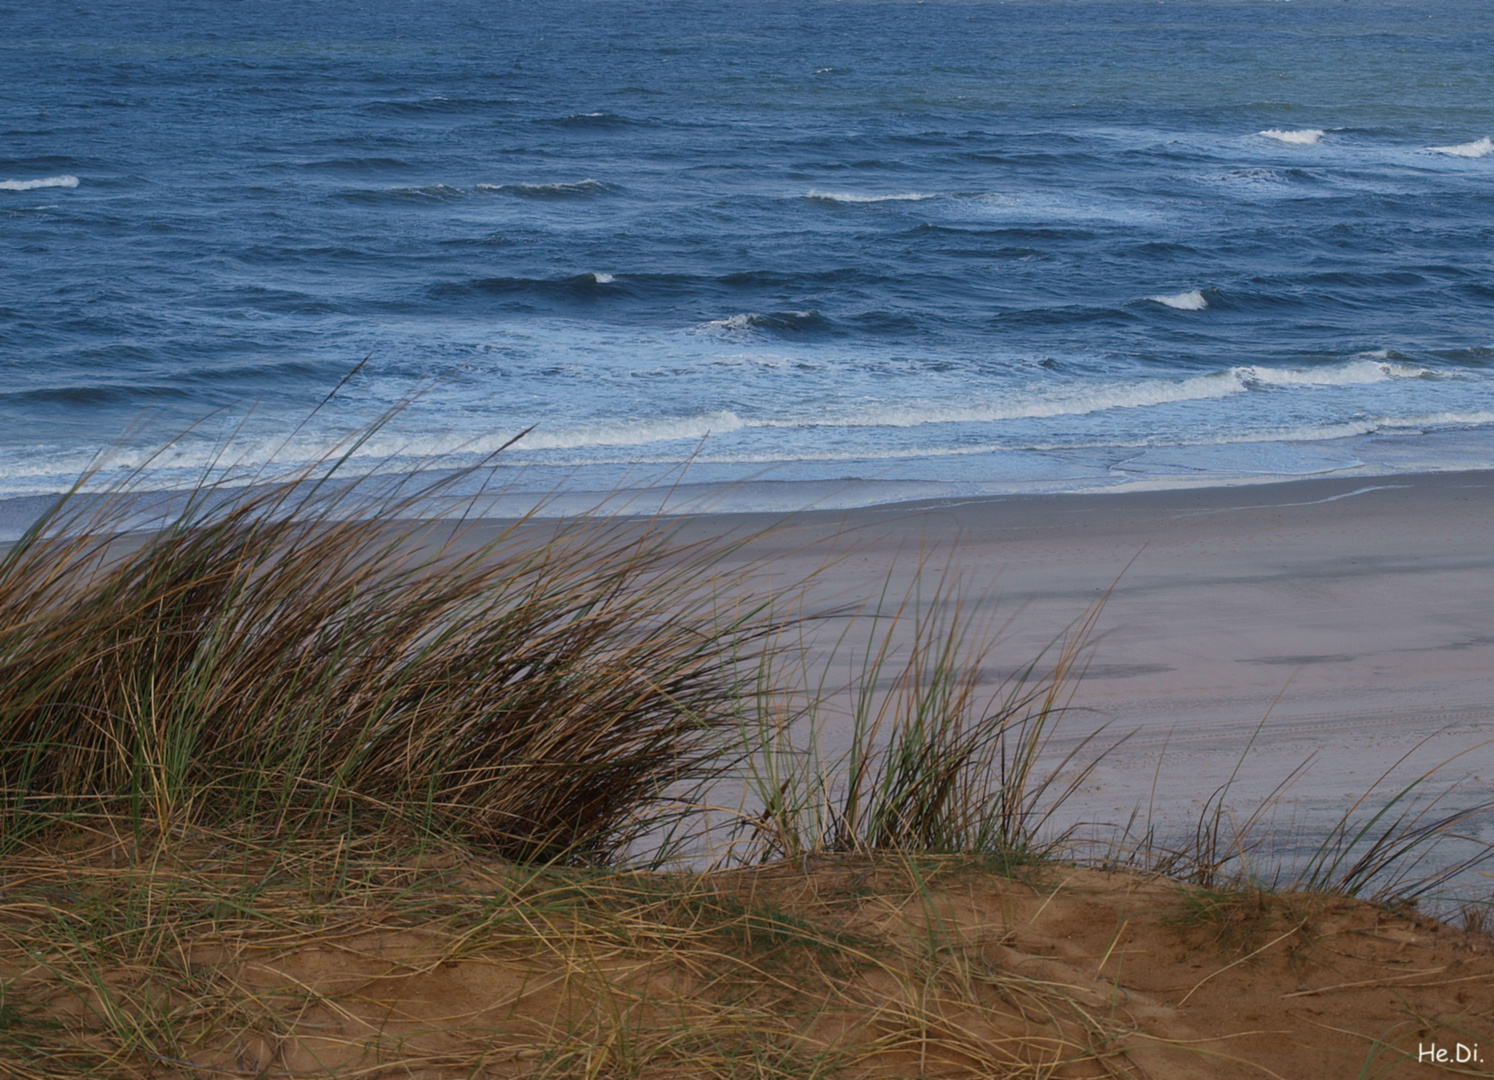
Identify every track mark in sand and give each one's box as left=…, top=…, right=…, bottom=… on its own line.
left=1425, top=634, right=1494, bottom=653
left=1080, top=663, right=1176, bottom=680
left=1243, top=653, right=1356, bottom=666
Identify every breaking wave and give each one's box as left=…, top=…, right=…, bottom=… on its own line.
left=1429, top=136, right=1492, bottom=159
left=804, top=190, right=933, bottom=203
left=509, top=413, right=747, bottom=450
left=755, top=373, right=1247, bottom=429
left=1, top=174, right=79, bottom=191
left=475, top=179, right=614, bottom=198
left=698, top=310, right=827, bottom=334
left=1259, top=128, right=1324, bottom=146
left=1148, top=289, right=1208, bottom=310
left=1238, top=358, right=1431, bottom=387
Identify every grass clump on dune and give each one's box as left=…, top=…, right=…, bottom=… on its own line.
left=736, top=573, right=1106, bottom=868
left=0, top=464, right=777, bottom=864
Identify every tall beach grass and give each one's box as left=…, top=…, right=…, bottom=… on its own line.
left=0, top=454, right=786, bottom=864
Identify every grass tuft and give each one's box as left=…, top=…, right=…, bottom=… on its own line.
left=734, top=570, right=1110, bottom=867
left=0, top=460, right=777, bottom=865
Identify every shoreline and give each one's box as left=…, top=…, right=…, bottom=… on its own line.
left=8, top=421, right=1494, bottom=541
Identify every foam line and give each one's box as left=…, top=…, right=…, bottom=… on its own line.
left=0, top=174, right=79, bottom=191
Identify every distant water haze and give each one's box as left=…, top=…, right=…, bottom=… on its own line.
left=2, top=0, right=1493, bottom=509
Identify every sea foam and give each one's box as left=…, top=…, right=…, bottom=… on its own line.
left=0, top=174, right=79, bottom=191
left=476, top=179, right=612, bottom=198
left=699, top=311, right=820, bottom=333
left=1148, top=289, right=1208, bottom=310
left=1239, top=358, right=1429, bottom=387
left=1259, top=128, right=1324, bottom=146
left=1429, top=136, right=1492, bottom=158
left=805, top=190, right=932, bottom=203
left=752, top=372, right=1246, bottom=430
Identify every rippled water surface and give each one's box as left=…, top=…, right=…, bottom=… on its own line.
left=3, top=0, right=1492, bottom=506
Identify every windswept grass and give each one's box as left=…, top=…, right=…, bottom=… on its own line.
left=1104, top=723, right=1494, bottom=909
left=0, top=439, right=1109, bottom=873
left=0, top=463, right=780, bottom=864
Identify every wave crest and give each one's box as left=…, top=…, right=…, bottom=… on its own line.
left=1259, top=128, right=1324, bottom=146
left=1, top=174, right=79, bottom=192
left=1238, top=358, right=1432, bottom=387
left=510, top=412, right=747, bottom=451
left=1429, top=136, right=1492, bottom=159
left=475, top=179, right=613, bottom=198
left=804, top=190, right=933, bottom=204
left=1148, top=289, right=1208, bottom=310
left=698, top=310, right=826, bottom=334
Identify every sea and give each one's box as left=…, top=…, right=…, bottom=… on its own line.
left=3, top=0, right=1493, bottom=526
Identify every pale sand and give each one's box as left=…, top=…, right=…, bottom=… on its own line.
left=655, top=470, right=1494, bottom=863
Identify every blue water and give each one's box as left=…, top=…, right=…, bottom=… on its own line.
left=4, top=0, right=1493, bottom=510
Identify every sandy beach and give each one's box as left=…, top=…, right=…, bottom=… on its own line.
left=645, top=470, right=1494, bottom=866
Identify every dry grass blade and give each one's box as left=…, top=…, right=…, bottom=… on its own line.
left=0, top=841, right=1153, bottom=1080
left=0, top=458, right=778, bottom=864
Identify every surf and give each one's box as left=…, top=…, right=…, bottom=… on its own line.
left=1147, top=289, right=1208, bottom=311
left=1429, top=136, right=1492, bottom=159
left=0, top=174, right=79, bottom=191
left=1259, top=129, right=1324, bottom=146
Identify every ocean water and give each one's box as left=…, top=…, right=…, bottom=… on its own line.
left=3, top=0, right=1493, bottom=517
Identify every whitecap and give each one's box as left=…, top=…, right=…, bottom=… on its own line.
left=22, top=411, right=756, bottom=486
left=1381, top=410, right=1494, bottom=429
left=390, top=183, right=465, bottom=199
left=1259, top=128, right=1324, bottom=146
left=0, top=174, right=79, bottom=192
left=475, top=178, right=611, bottom=197
left=590, top=272, right=615, bottom=284
left=804, top=190, right=932, bottom=203
left=698, top=311, right=817, bottom=332
left=1147, top=289, right=1208, bottom=311
left=704, top=314, right=756, bottom=332
left=1429, top=136, right=1492, bottom=159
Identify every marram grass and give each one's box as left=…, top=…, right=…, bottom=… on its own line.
left=0, top=464, right=781, bottom=863
left=0, top=443, right=1101, bottom=871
